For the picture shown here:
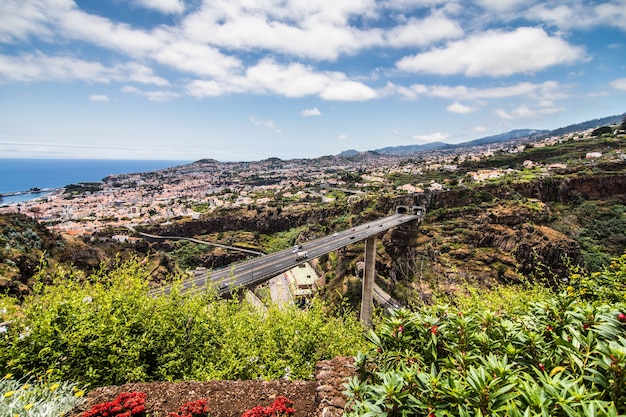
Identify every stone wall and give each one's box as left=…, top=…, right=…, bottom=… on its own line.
left=315, top=356, right=355, bottom=417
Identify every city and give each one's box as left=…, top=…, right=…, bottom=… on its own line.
left=2, top=126, right=619, bottom=238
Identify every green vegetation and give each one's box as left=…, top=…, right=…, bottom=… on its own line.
left=551, top=200, right=626, bottom=272
left=0, top=213, right=63, bottom=294
left=460, top=136, right=626, bottom=170
left=0, top=258, right=366, bottom=387
left=1, top=249, right=626, bottom=415
left=63, top=182, right=102, bottom=197
left=168, top=239, right=214, bottom=270
left=259, top=227, right=306, bottom=252
left=344, top=253, right=626, bottom=417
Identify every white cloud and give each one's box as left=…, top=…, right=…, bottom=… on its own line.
left=397, top=27, right=585, bottom=77
left=495, top=104, right=564, bottom=120
left=473, top=126, right=487, bottom=133
left=121, top=86, right=179, bottom=101
left=385, top=13, right=463, bottom=47
left=121, top=62, right=169, bottom=86
left=182, top=0, right=383, bottom=60
left=185, top=59, right=378, bottom=101
left=152, top=37, right=242, bottom=78
left=395, top=81, right=565, bottom=103
left=185, top=80, right=223, bottom=97
left=242, top=60, right=334, bottom=97
left=411, top=132, right=451, bottom=143
left=587, top=91, right=610, bottom=98
left=446, top=102, right=475, bottom=114
left=320, top=80, right=378, bottom=101
left=0, top=53, right=168, bottom=85
left=0, top=53, right=107, bottom=82
left=134, top=0, right=185, bottom=14
left=0, top=0, right=53, bottom=43
left=338, top=134, right=347, bottom=140
left=0, top=0, right=614, bottom=109
left=89, top=94, right=109, bottom=102
left=527, top=2, right=626, bottom=31
left=611, top=78, right=626, bottom=91
left=249, top=116, right=282, bottom=134
left=381, top=0, right=451, bottom=10
left=475, top=0, right=530, bottom=12
left=300, top=108, right=322, bottom=117
left=17, top=2, right=241, bottom=79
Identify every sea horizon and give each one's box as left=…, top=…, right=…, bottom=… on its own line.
left=0, top=158, right=191, bottom=204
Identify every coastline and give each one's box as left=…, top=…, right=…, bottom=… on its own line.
left=0, top=188, right=61, bottom=205
left=0, top=158, right=188, bottom=206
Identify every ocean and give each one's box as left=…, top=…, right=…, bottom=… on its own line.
left=0, top=158, right=190, bottom=204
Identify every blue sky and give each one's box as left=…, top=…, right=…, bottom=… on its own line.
left=0, top=0, right=625, bottom=161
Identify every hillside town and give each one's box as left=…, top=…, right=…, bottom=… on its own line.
left=1, top=126, right=624, bottom=238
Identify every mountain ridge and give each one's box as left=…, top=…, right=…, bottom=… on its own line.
left=339, top=113, right=625, bottom=157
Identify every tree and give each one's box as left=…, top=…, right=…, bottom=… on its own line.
left=591, top=125, right=612, bottom=136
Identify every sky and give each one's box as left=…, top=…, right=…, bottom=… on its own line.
left=0, top=0, right=625, bottom=161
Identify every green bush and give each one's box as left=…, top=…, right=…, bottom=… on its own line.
left=0, top=258, right=366, bottom=387
left=344, top=254, right=626, bottom=416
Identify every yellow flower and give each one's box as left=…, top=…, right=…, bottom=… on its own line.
left=24, top=404, right=34, bottom=410
left=46, top=369, right=53, bottom=374
left=3, top=373, right=12, bottom=380
left=50, top=383, right=60, bottom=391
left=21, top=384, right=30, bottom=390
left=4, top=390, right=15, bottom=397
left=74, top=390, right=85, bottom=397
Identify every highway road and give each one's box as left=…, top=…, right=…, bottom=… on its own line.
left=151, top=212, right=421, bottom=297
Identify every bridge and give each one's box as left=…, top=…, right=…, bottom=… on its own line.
left=144, top=206, right=425, bottom=327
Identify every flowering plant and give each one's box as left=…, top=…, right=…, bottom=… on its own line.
left=83, top=391, right=146, bottom=417
left=241, top=396, right=295, bottom=417
left=168, top=398, right=210, bottom=417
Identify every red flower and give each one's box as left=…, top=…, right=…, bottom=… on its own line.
left=241, top=405, right=266, bottom=417
left=430, top=325, right=438, bottom=334
left=240, top=397, right=295, bottom=417
left=83, top=392, right=147, bottom=417
left=617, top=313, right=626, bottom=322
left=397, top=325, right=404, bottom=333
left=131, top=406, right=146, bottom=415
left=170, top=399, right=210, bottom=417
left=539, top=363, right=545, bottom=371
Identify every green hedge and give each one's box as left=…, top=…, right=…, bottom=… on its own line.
left=0, top=258, right=366, bottom=387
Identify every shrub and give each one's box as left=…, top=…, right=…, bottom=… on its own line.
left=343, top=254, right=626, bottom=416
left=0, top=258, right=366, bottom=386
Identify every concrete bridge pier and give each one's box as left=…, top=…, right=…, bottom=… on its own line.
left=360, top=236, right=376, bottom=328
